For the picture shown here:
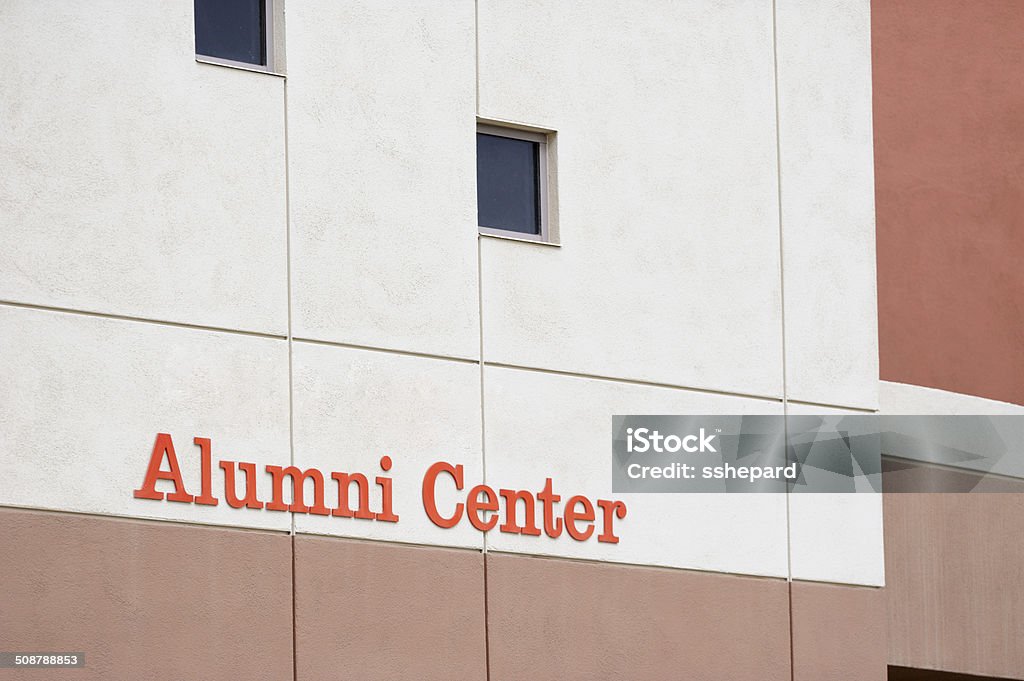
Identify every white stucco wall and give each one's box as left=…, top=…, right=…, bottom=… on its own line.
left=0, top=0, right=288, bottom=334
left=880, top=382, right=1024, bottom=416
left=0, top=305, right=291, bottom=531
left=776, top=0, right=879, bottom=411
left=786, top=402, right=885, bottom=586
left=291, top=341, right=484, bottom=548
left=483, top=365, right=789, bottom=576
left=285, top=0, right=481, bottom=360
left=0, top=0, right=883, bottom=586
left=477, top=0, right=785, bottom=398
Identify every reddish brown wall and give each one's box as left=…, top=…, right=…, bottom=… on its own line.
left=484, top=552, right=792, bottom=681
left=791, top=581, right=888, bottom=681
left=293, top=536, right=487, bottom=681
left=873, top=0, right=1024, bottom=406
left=884, top=493, right=1024, bottom=678
left=0, top=508, right=293, bottom=681
left=0, top=509, right=893, bottom=680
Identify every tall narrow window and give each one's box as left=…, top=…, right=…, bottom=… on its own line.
left=477, top=124, right=551, bottom=241
left=195, top=0, right=269, bottom=67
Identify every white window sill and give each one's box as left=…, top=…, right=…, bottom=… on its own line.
left=479, top=231, right=561, bottom=247
left=196, top=56, right=285, bottom=78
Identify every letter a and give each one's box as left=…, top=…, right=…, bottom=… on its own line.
left=133, top=433, right=195, bottom=502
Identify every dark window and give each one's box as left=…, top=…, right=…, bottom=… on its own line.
left=477, top=133, right=541, bottom=235
left=194, top=0, right=267, bottom=66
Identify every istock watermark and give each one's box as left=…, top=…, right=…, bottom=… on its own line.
left=612, top=415, right=1024, bottom=493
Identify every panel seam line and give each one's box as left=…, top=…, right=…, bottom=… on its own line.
left=770, top=2, right=796, bottom=679
left=282, top=70, right=298, bottom=681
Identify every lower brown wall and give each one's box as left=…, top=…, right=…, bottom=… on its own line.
left=0, top=508, right=897, bottom=681
left=884, top=494, right=1024, bottom=679
left=0, top=507, right=293, bottom=681
left=484, top=552, right=792, bottom=681
left=791, top=580, right=888, bottom=681
left=293, top=536, right=487, bottom=681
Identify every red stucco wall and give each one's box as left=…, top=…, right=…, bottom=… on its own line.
left=873, top=0, right=1024, bottom=406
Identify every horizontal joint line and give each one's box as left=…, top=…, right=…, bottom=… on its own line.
left=0, top=300, right=286, bottom=340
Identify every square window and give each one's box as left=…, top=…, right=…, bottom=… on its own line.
left=477, top=124, right=551, bottom=241
left=195, top=0, right=269, bottom=67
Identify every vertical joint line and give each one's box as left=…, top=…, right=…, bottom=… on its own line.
left=283, top=66, right=296, bottom=540
left=770, top=0, right=792, bottom=575
left=477, top=240, right=487, bottom=534
left=283, top=74, right=298, bottom=681
left=771, top=3, right=795, bottom=681
left=291, top=534, right=298, bottom=681
left=478, top=237, right=492, bottom=680
left=482, top=542, right=491, bottom=681
left=771, top=0, right=789, bottom=410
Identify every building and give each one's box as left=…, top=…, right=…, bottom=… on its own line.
left=1, top=1, right=1022, bottom=679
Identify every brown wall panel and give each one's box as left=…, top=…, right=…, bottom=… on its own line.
left=293, top=536, right=486, bottom=681
left=485, top=552, right=791, bottom=681
left=791, top=580, right=887, bottom=681
left=0, top=508, right=293, bottom=681
left=872, top=0, right=1024, bottom=406
left=884, top=493, right=1024, bottom=678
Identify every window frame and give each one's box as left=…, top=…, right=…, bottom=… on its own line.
left=194, top=0, right=280, bottom=74
left=477, top=123, right=553, bottom=244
